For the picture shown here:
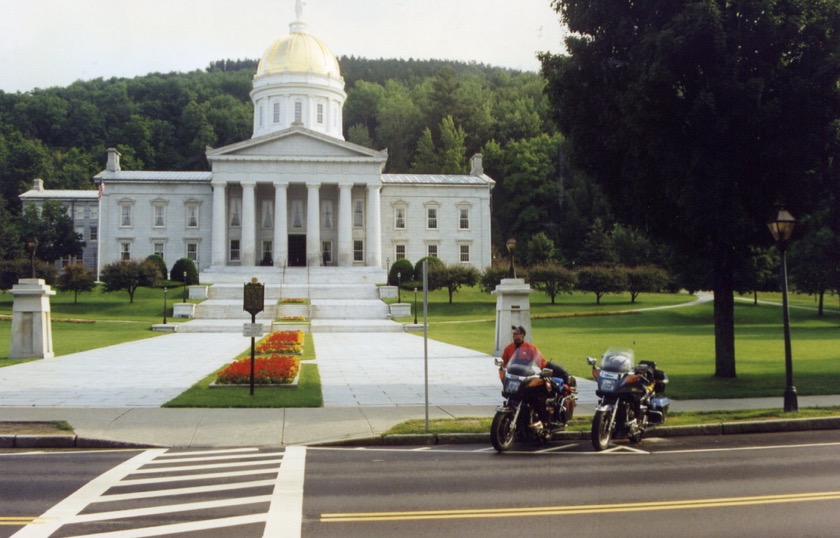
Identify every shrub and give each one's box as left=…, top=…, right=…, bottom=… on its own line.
left=389, top=258, right=414, bottom=285
left=145, top=255, right=167, bottom=280
left=171, top=258, right=199, bottom=285
left=413, top=256, right=444, bottom=282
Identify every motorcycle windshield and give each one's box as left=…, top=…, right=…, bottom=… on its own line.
left=507, top=356, right=542, bottom=377
left=601, top=347, right=635, bottom=373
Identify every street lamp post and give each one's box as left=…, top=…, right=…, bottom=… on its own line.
left=163, top=286, right=168, bottom=325
left=506, top=238, right=517, bottom=278
left=183, top=270, right=188, bottom=302
left=397, top=271, right=402, bottom=303
left=414, top=287, right=418, bottom=324
left=24, top=237, right=38, bottom=279
left=767, top=209, right=798, bottom=413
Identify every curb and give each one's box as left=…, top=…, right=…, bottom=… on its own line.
left=0, top=434, right=158, bottom=449
left=313, top=417, right=840, bottom=447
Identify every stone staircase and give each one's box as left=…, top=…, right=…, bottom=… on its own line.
left=177, top=266, right=404, bottom=333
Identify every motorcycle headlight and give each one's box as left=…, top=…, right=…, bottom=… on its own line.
left=601, top=379, right=616, bottom=392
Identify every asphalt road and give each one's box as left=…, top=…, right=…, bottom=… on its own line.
left=2, top=430, right=839, bottom=537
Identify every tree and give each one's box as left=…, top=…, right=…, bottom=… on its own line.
left=576, top=266, right=627, bottom=305
left=524, top=232, right=556, bottom=266
left=100, top=260, right=160, bottom=303
left=579, top=219, right=616, bottom=267
left=625, top=265, right=669, bottom=303
left=611, top=224, right=658, bottom=267
left=438, top=264, right=480, bottom=303
left=789, top=218, right=839, bottom=316
left=18, top=200, right=84, bottom=263
left=541, top=0, right=840, bottom=377
left=437, top=115, right=467, bottom=174
left=57, top=263, right=96, bottom=304
left=528, top=263, right=576, bottom=304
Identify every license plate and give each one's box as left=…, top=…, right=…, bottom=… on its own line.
left=600, top=371, right=619, bottom=380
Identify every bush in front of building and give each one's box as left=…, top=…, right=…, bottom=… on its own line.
left=388, top=258, right=414, bottom=287
left=170, top=258, right=199, bottom=285
left=145, top=255, right=167, bottom=281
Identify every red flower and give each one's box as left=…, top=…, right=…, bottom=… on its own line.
left=216, top=355, right=300, bottom=385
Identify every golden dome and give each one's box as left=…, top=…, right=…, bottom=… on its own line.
left=255, top=21, right=341, bottom=79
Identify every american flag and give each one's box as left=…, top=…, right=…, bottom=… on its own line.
left=98, top=181, right=105, bottom=201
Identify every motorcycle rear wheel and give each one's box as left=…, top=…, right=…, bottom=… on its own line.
left=591, top=409, right=612, bottom=451
left=490, top=412, right=516, bottom=452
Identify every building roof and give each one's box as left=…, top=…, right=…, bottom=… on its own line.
left=93, top=171, right=213, bottom=182
left=382, top=174, right=495, bottom=186
left=255, top=20, right=341, bottom=80
left=19, top=189, right=98, bottom=200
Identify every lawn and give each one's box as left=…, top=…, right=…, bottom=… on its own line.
left=1, top=284, right=838, bottom=404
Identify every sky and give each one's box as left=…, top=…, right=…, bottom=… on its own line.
left=0, top=0, right=568, bottom=94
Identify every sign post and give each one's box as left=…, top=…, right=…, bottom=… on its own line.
left=243, top=278, right=265, bottom=396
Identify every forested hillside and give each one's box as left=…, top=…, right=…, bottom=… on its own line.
left=0, top=56, right=609, bottom=264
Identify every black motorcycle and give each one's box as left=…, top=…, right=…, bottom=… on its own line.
left=491, top=356, right=577, bottom=452
left=587, top=347, right=669, bottom=451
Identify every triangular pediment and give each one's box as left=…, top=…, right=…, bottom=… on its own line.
left=206, top=126, right=387, bottom=162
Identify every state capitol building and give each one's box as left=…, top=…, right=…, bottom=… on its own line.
left=22, top=2, right=495, bottom=277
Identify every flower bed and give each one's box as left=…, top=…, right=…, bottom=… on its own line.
left=255, top=330, right=303, bottom=354
left=215, top=354, right=300, bottom=385
left=280, top=298, right=307, bottom=304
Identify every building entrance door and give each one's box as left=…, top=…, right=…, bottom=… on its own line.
left=288, top=235, right=306, bottom=266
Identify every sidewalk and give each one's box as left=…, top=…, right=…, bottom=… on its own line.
left=1, top=330, right=838, bottom=448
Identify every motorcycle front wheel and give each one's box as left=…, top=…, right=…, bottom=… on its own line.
left=591, top=409, right=613, bottom=451
left=490, top=411, right=516, bottom=452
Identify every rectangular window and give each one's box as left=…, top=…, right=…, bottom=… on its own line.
left=154, top=205, right=165, bottom=227
left=230, top=198, right=241, bottom=227
left=353, top=200, right=364, bottom=228
left=428, top=244, right=438, bottom=258
left=322, top=241, right=332, bottom=265
left=353, top=240, right=364, bottom=262
left=120, top=205, right=132, bottom=227
left=75, top=227, right=85, bottom=241
left=89, top=225, right=98, bottom=241
left=460, top=244, right=470, bottom=263
left=322, top=200, right=333, bottom=229
left=229, top=239, right=240, bottom=262
left=459, top=208, right=470, bottom=229
left=154, top=242, right=164, bottom=258
left=90, top=206, right=99, bottom=219
left=427, top=208, right=438, bottom=229
left=273, top=102, right=281, bottom=123
left=262, top=241, right=273, bottom=264
left=395, top=207, right=405, bottom=229
left=74, top=206, right=85, bottom=220
left=187, top=206, right=199, bottom=228
left=187, top=242, right=198, bottom=262
left=291, top=200, right=304, bottom=229
left=395, top=244, right=406, bottom=260
left=259, top=103, right=264, bottom=127
left=262, top=200, right=273, bottom=228
left=120, top=242, right=131, bottom=260
left=317, top=103, right=324, bottom=124
left=294, top=101, right=303, bottom=123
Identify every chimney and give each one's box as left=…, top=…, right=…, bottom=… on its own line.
left=470, top=153, right=484, bottom=176
left=106, top=148, right=121, bottom=172
left=32, top=178, right=44, bottom=191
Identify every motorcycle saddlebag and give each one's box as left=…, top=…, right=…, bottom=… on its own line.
left=654, top=370, right=669, bottom=394
left=650, top=395, right=670, bottom=423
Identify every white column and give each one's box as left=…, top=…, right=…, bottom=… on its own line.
left=241, top=180, right=257, bottom=266
left=337, top=184, right=353, bottom=266
left=211, top=180, right=227, bottom=267
left=306, top=182, right=321, bottom=266
left=366, top=184, right=382, bottom=267
left=273, top=181, right=288, bottom=268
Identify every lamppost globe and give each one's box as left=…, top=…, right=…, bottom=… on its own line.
left=397, top=271, right=401, bottom=303
left=24, top=237, right=38, bottom=279
left=768, top=209, right=798, bottom=412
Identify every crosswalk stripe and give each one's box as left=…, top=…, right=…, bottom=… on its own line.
left=68, top=495, right=272, bottom=524
left=59, top=514, right=268, bottom=538
left=98, top=479, right=277, bottom=503
left=131, top=458, right=283, bottom=474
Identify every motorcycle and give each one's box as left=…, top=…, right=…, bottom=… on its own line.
left=491, top=355, right=577, bottom=452
left=586, top=347, right=670, bottom=451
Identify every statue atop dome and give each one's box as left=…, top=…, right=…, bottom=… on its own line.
left=295, top=0, right=304, bottom=21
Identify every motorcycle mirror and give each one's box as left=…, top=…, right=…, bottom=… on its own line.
left=541, top=368, right=553, bottom=378
left=586, top=357, right=596, bottom=366
left=494, top=357, right=503, bottom=367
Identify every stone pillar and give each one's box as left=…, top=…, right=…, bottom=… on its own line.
left=306, top=182, right=321, bottom=266
left=337, top=184, right=353, bottom=267
left=8, top=279, right=56, bottom=359
left=273, top=180, right=288, bottom=268
left=211, top=181, right=227, bottom=267
left=366, top=184, right=382, bottom=267
left=241, top=180, right=257, bottom=266
left=491, top=278, right=533, bottom=356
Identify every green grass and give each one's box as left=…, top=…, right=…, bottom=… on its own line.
left=385, top=406, right=840, bottom=435
left=1, top=284, right=838, bottom=407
